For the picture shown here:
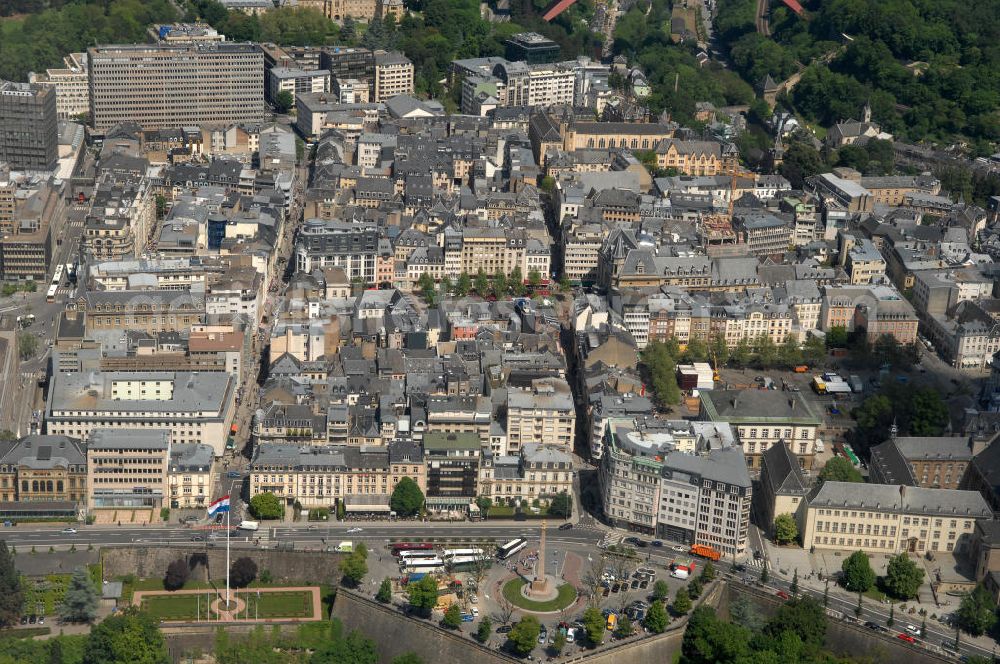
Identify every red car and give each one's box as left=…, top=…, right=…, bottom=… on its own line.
left=775, top=590, right=790, bottom=600
left=897, top=633, right=916, bottom=643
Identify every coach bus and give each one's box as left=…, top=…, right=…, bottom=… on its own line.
left=442, top=548, right=484, bottom=559
left=401, top=557, right=445, bottom=574
left=391, top=542, right=435, bottom=557
left=447, top=555, right=492, bottom=572
left=497, top=538, right=527, bottom=560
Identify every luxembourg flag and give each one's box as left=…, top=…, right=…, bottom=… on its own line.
left=207, top=495, right=231, bottom=517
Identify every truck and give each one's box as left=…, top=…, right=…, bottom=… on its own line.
left=689, top=544, right=722, bottom=561
left=336, top=541, right=353, bottom=553
left=848, top=375, right=863, bottom=393
left=238, top=520, right=259, bottom=531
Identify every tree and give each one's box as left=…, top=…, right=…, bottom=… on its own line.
left=578, top=609, right=612, bottom=647
left=475, top=495, right=492, bottom=519
left=508, top=615, right=541, bottom=655
left=0, top=541, right=22, bottom=627
left=441, top=603, right=462, bottom=629
left=390, top=477, right=424, bottom=517
left=163, top=558, right=190, bottom=591
left=82, top=609, right=169, bottom=664
left=491, top=270, right=508, bottom=297
left=760, top=565, right=769, bottom=583
left=730, top=595, right=764, bottom=631
left=957, top=584, right=997, bottom=636
left=340, top=549, right=368, bottom=587
left=790, top=569, right=799, bottom=594
left=645, top=599, right=669, bottom=634
left=539, top=176, right=555, bottom=192
left=826, top=326, right=849, bottom=348
left=527, top=269, right=542, bottom=289
left=841, top=550, right=875, bottom=592
left=406, top=575, right=439, bottom=615
left=230, top=557, right=258, bottom=588
left=311, top=628, right=379, bottom=664
left=550, top=630, right=567, bottom=653
left=476, top=616, right=492, bottom=642
left=672, top=586, right=692, bottom=615
left=652, top=579, right=670, bottom=602
left=376, top=577, right=392, bottom=603
left=509, top=266, right=526, bottom=296
left=154, top=194, right=167, bottom=219
left=249, top=492, right=283, bottom=519
left=818, top=456, right=863, bottom=484
left=273, top=90, right=294, bottom=114
left=473, top=269, right=489, bottom=296
left=773, top=513, right=799, bottom=545
left=454, top=272, right=472, bottom=296
left=766, top=597, right=827, bottom=648
left=688, top=578, right=703, bottom=599
left=416, top=272, right=436, bottom=303
left=391, top=654, right=423, bottom=664
left=887, top=603, right=894, bottom=627
left=60, top=566, right=99, bottom=623
left=17, top=331, right=38, bottom=360
left=611, top=613, right=631, bottom=638
left=882, top=553, right=924, bottom=600
left=496, top=596, right=515, bottom=626
left=548, top=492, right=572, bottom=519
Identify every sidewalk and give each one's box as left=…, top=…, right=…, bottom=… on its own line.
left=761, top=537, right=1000, bottom=652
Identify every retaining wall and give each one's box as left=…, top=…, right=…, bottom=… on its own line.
left=101, top=545, right=345, bottom=586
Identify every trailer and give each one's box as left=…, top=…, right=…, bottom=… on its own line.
left=848, top=375, right=863, bottom=393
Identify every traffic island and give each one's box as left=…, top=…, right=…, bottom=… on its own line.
left=501, top=577, right=577, bottom=613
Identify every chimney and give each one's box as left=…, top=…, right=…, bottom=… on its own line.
left=790, top=399, right=796, bottom=410
left=899, top=485, right=906, bottom=500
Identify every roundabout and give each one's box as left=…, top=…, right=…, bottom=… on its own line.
left=502, top=576, right=578, bottom=613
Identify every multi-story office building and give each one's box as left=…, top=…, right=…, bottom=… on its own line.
left=506, top=378, right=575, bottom=455
left=167, top=443, right=215, bottom=509
left=28, top=52, right=90, bottom=119
left=0, top=80, right=58, bottom=170
left=699, top=390, right=822, bottom=471
left=0, top=175, right=65, bottom=282
left=320, top=47, right=375, bottom=81
left=492, top=61, right=576, bottom=108
left=294, top=218, right=379, bottom=281
left=78, top=287, right=205, bottom=335
left=373, top=50, right=414, bottom=102
left=87, top=43, right=264, bottom=131
left=267, top=67, right=329, bottom=105
left=423, top=432, right=481, bottom=512
left=0, top=435, right=87, bottom=506
left=86, top=429, right=170, bottom=510
left=505, top=32, right=561, bottom=64
left=801, top=481, right=992, bottom=555
left=45, top=366, right=236, bottom=456
left=657, top=446, right=752, bottom=556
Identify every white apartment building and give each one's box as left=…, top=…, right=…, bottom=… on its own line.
left=506, top=378, right=576, bottom=455
left=29, top=52, right=89, bottom=119
left=267, top=67, right=330, bottom=105
left=86, top=429, right=170, bottom=511
left=373, top=51, right=414, bottom=102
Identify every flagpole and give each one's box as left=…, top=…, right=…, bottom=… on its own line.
left=226, top=501, right=231, bottom=617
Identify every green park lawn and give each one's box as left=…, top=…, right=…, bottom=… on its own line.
left=502, top=578, right=577, bottom=612
left=236, top=590, right=314, bottom=619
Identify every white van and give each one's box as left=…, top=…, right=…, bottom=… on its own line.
left=238, top=520, right=259, bottom=531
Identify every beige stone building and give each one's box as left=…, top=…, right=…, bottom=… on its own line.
left=373, top=51, right=414, bottom=102
left=801, top=481, right=992, bottom=555
left=86, top=429, right=170, bottom=510
left=479, top=444, right=573, bottom=507
left=506, top=378, right=575, bottom=455
left=167, top=443, right=215, bottom=509
left=0, top=435, right=87, bottom=506
left=699, top=390, right=822, bottom=471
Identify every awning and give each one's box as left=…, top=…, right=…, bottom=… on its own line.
left=344, top=494, right=391, bottom=512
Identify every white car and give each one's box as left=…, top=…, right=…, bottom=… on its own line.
left=905, top=624, right=921, bottom=636
left=61, top=528, right=77, bottom=534
left=566, top=628, right=575, bottom=643
left=469, top=594, right=478, bottom=604
left=346, top=527, right=363, bottom=534
left=471, top=607, right=479, bottom=617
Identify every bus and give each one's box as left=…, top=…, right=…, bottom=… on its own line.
left=442, top=548, right=483, bottom=559
left=497, top=538, right=528, bottom=560
left=401, top=558, right=445, bottom=573
left=391, top=542, right=434, bottom=557
left=51, top=264, right=63, bottom=286
left=447, top=555, right=492, bottom=572
left=46, top=284, right=58, bottom=302
left=399, top=550, right=440, bottom=562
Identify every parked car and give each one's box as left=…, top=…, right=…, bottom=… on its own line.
left=461, top=614, right=474, bottom=623
left=469, top=594, right=478, bottom=604
left=897, top=633, right=916, bottom=643
left=471, top=607, right=479, bottom=617
left=496, top=625, right=513, bottom=634
left=226, top=471, right=241, bottom=479
left=538, top=626, right=548, bottom=643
